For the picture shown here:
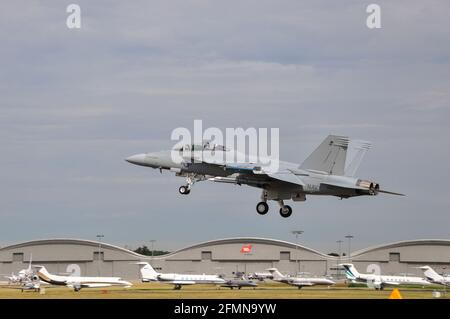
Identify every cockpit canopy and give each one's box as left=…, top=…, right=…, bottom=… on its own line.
left=175, top=142, right=228, bottom=152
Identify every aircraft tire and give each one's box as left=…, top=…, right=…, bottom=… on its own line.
left=256, top=202, right=269, bottom=215
left=179, top=186, right=190, bottom=195
left=279, top=205, right=292, bottom=218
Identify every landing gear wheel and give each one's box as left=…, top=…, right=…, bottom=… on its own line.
left=256, top=202, right=269, bottom=215
left=179, top=186, right=190, bottom=195
left=279, top=205, right=292, bottom=218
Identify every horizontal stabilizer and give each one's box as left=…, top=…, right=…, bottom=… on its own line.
left=378, top=189, right=405, bottom=196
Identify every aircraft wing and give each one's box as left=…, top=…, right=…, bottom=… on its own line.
left=382, top=281, right=400, bottom=286
left=289, top=281, right=314, bottom=287
left=67, top=283, right=113, bottom=289
left=266, top=170, right=305, bottom=187
left=321, top=181, right=405, bottom=196
left=170, top=281, right=196, bottom=285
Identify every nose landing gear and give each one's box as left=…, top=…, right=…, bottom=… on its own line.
left=179, top=185, right=190, bottom=195
left=178, top=174, right=206, bottom=195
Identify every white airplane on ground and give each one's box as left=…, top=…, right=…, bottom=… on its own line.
left=266, top=268, right=335, bottom=289
left=340, top=263, right=430, bottom=290
left=137, top=262, right=226, bottom=290
left=20, top=280, right=41, bottom=292
left=33, top=265, right=132, bottom=292
left=2, top=254, right=34, bottom=284
left=248, top=272, right=274, bottom=281
left=419, top=266, right=450, bottom=286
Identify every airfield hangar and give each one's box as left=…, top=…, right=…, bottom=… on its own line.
left=0, top=238, right=449, bottom=280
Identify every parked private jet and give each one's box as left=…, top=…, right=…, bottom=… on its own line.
left=33, top=265, right=132, bottom=291
left=341, top=263, right=430, bottom=290
left=137, top=262, right=226, bottom=290
left=266, top=268, right=335, bottom=289
left=419, top=266, right=450, bottom=286
left=2, top=254, right=34, bottom=284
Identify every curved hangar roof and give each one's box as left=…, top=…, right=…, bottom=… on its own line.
left=0, top=238, right=143, bottom=262
left=160, top=237, right=333, bottom=261
left=351, top=239, right=450, bottom=263
left=0, top=238, right=449, bottom=263
left=0, top=237, right=332, bottom=262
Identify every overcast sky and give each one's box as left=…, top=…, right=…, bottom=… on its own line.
left=0, top=1, right=449, bottom=253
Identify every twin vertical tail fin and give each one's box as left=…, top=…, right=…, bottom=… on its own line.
left=300, top=135, right=349, bottom=175
left=345, top=140, right=372, bottom=176
left=300, top=135, right=373, bottom=177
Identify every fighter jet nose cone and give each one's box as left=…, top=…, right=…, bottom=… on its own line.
left=126, top=154, right=147, bottom=165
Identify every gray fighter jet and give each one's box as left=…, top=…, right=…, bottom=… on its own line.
left=126, top=135, right=403, bottom=218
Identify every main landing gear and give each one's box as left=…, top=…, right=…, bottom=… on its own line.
left=277, top=200, right=292, bottom=218
left=255, top=201, right=292, bottom=218
left=256, top=202, right=269, bottom=215
left=255, top=191, right=293, bottom=218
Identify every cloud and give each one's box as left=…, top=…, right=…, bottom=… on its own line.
left=0, top=1, right=449, bottom=251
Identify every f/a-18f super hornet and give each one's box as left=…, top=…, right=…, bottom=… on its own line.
left=126, top=135, right=404, bottom=218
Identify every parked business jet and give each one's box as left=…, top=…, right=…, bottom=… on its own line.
left=419, top=266, right=450, bottom=286
left=248, top=272, right=274, bottom=281
left=266, top=268, right=335, bottom=289
left=33, top=265, right=132, bottom=291
left=137, top=262, right=226, bottom=290
left=341, top=263, right=430, bottom=290
left=220, top=275, right=258, bottom=289
left=2, top=254, right=35, bottom=284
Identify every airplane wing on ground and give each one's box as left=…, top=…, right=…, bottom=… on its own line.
left=290, top=282, right=314, bottom=287
left=170, top=281, right=196, bottom=285
left=381, top=281, right=400, bottom=286
left=67, top=283, right=113, bottom=289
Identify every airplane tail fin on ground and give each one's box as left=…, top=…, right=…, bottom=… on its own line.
left=419, top=266, right=443, bottom=282
left=340, top=264, right=360, bottom=280
left=27, top=253, right=33, bottom=272
left=32, top=265, right=55, bottom=283
left=300, top=135, right=349, bottom=176
left=136, top=262, right=159, bottom=280
left=266, top=268, right=285, bottom=280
